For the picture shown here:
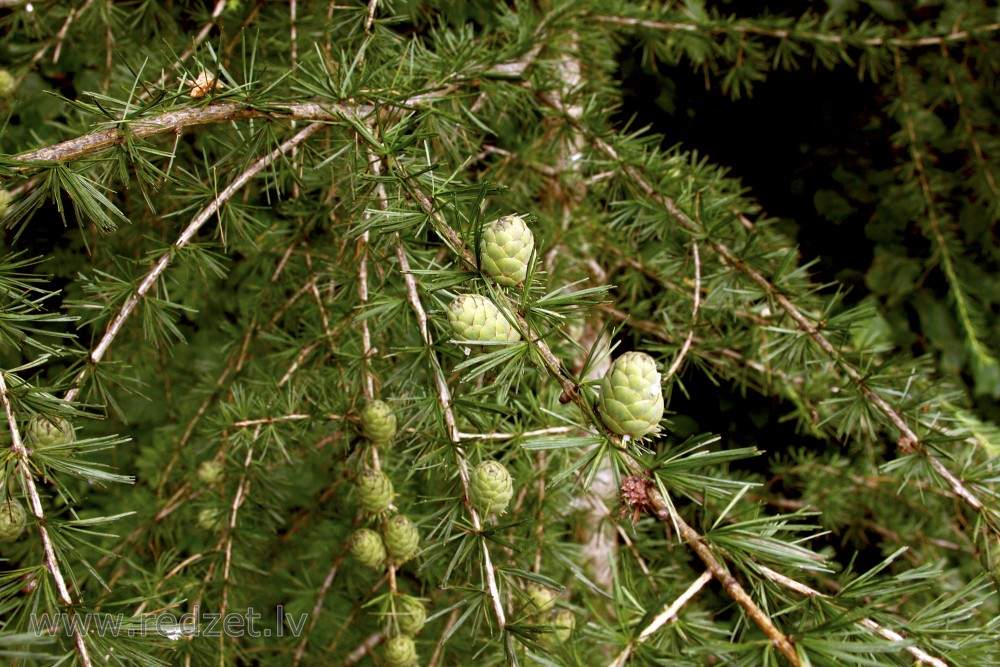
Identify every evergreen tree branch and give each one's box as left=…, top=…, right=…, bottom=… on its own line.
left=365, top=0, right=379, bottom=33
left=939, top=43, right=1000, bottom=203
left=662, top=240, right=700, bottom=383
left=643, top=483, right=801, bottom=666
left=551, top=107, right=996, bottom=535
left=892, top=48, right=999, bottom=377
left=64, top=122, right=324, bottom=403
left=345, top=631, right=383, bottom=665
left=7, top=103, right=345, bottom=167
left=135, top=0, right=228, bottom=102
left=608, top=569, right=713, bottom=667
left=25, top=0, right=94, bottom=71
left=367, top=148, right=508, bottom=629
left=0, top=371, right=93, bottom=667
left=395, top=231, right=509, bottom=628
left=428, top=607, right=460, bottom=667
left=592, top=13, right=1000, bottom=48
left=292, top=550, right=347, bottom=665
left=756, top=565, right=950, bottom=667
left=386, top=157, right=804, bottom=665
left=218, top=432, right=259, bottom=648
left=456, top=426, right=573, bottom=441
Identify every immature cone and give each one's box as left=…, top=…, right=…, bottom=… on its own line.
left=24, top=414, right=75, bottom=450
left=480, top=214, right=534, bottom=286
left=197, top=508, right=224, bottom=531
left=597, top=351, right=664, bottom=438
left=383, top=634, right=418, bottom=667
left=549, top=608, right=575, bottom=642
left=447, top=294, right=520, bottom=344
left=0, top=70, right=14, bottom=98
left=393, top=596, right=426, bottom=636
left=0, top=190, right=10, bottom=219
left=360, top=400, right=397, bottom=446
left=0, top=498, right=26, bottom=543
left=349, top=528, right=387, bottom=570
left=196, top=460, right=224, bottom=485
left=383, top=515, right=420, bottom=564
left=525, top=583, right=558, bottom=615
left=469, top=460, right=513, bottom=516
left=355, top=469, right=394, bottom=515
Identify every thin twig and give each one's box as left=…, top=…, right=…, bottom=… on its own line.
left=389, top=203, right=508, bottom=629
left=231, top=414, right=316, bottom=427
left=8, top=103, right=346, bottom=167
left=644, top=484, right=801, bottom=666
left=0, top=371, right=93, bottom=667
left=24, top=0, right=94, bottom=70
left=893, top=48, right=998, bottom=386
left=63, top=122, right=324, bottom=403
left=608, top=570, right=713, bottom=667
left=456, top=426, right=573, bottom=440
left=662, top=240, right=700, bottom=382
left=345, top=631, right=383, bottom=665
left=591, top=14, right=1000, bottom=48
left=756, top=565, right=950, bottom=667
left=427, top=606, right=460, bottom=667
left=292, top=551, right=347, bottom=666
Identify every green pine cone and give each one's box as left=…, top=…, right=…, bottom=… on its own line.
left=196, top=460, right=224, bottom=485
left=24, top=414, right=75, bottom=450
left=480, top=214, right=534, bottom=286
left=349, top=528, right=387, bottom=570
left=526, top=583, right=558, bottom=615
left=0, top=70, right=14, bottom=98
left=597, top=351, right=664, bottom=438
left=356, top=469, right=394, bottom=515
left=393, top=596, right=426, bottom=636
left=0, top=190, right=10, bottom=219
left=197, top=507, right=225, bottom=531
left=383, top=634, right=418, bottom=667
left=447, top=294, right=520, bottom=344
left=549, top=608, right=575, bottom=642
left=360, top=400, right=397, bottom=446
left=0, top=498, right=26, bottom=543
left=383, top=515, right=420, bottom=564
left=469, top=460, right=513, bottom=515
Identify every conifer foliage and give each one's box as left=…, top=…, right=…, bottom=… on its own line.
left=0, top=1, right=998, bottom=665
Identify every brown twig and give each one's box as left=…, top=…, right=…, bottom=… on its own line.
left=591, top=14, right=1000, bottom=48
left=644, top=484, right=801, bottom=665
left=756, top=565, right=950, bottom=667
left=63, top=122, right=324, bottom=403
left=24, top=0, right=94, bottom=70
left=608, top=570, right=713, bottom=667
left=0, top=371, right=93, bottom=667
left=662, top=240, right=700, bottom=382
left=8, top=103, right=347, bottom=167
left=344, top=631, right=384, bottom=665
left=292, top=551, right=347, bottom=666
left=427, top=606, right=460, bottom=667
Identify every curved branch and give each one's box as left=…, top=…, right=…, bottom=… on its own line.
left=64, top=122, right=325, bottom=403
